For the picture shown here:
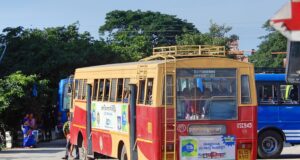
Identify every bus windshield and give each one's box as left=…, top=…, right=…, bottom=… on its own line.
left=176, top=68, right=237, bottom=120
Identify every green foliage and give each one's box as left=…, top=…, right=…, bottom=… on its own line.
left=0, top=23, right=119, bottom=88
left=0, top=23, right=120, bottom=130
left=0, top=71, right=49, bottom=130
left=249, top=22, right=287, bottom=67
left=99, top=10, right=199, bottom=60
left=176, top=21, right=238, bottom=50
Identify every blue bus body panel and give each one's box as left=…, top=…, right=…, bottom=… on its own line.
left=256, top=74, right=300, bottom=144
left=255, top=74, right=285, bottom=82
left=58, top=78, right=70, bottom=124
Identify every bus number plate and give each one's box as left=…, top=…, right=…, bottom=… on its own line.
left=237, top=123, right=252, bottom=129
left=238, top=149, right=250, bottom=160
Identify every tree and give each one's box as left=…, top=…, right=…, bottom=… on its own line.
left=176, top=21, right=238, bottom=50
left=99, top=10, right=199, bottom=60
left=0, top=71, right=49, bottom=130
left=249, top=22, right=287, bottom=67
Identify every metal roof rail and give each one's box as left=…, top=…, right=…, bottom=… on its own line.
left=153, top=45, right=226, bottom=57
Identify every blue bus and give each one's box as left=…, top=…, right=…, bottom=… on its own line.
left=256, top=73, right=300, bottom=159
left=57, top=77, right=73, bottom=126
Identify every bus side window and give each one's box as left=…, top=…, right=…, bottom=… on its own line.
left=78, top=79, right=83, bottom=100
left=163, top=75, right=173, bottom=105
left=280, top=84, right=299, bottom=104
left=74, top=79, right=79, bottom=99
left=98, top=79, right=104, bottom=101
left=103, top=79, right=110, bottom=101
left=241, top=75, right=251, bottom=104
left=145, top=78, right=154, bottom=105
left=82, top=79, right=87, bottom=100
left=123, top=78, right=130, bottom=103
left=258, top=84, right=278, bottom=104
left=92, top=79, right=99, bottom=100
left=110, top=78, right=117, bottom=102
left=138, top=80, right=146, bottom=104
left=116, top=78, right=124, bottom=102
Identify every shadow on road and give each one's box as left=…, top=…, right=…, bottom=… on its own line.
left=0, top=149, right=63, bottom=154
left=276, top=154, right=300, bottom=159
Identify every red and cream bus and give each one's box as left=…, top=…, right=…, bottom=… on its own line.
left=70, top=45, right=257, bottom=160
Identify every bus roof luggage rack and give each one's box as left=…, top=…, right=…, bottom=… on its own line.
left=153, top=45, right=225, bottom=57
left=140, top=45, right=225, bottom=61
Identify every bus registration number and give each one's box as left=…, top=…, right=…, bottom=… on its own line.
left=237, top=123, right=252, bottom=129
left=238, top=149, right=251, bottom=160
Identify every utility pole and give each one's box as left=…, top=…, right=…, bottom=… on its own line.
left=0, top=43, right=7, bottom=64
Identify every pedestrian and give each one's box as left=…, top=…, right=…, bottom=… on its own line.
left=29, top=113, right=37, bottom=130
left=22, top=114, right=36, bottom=148
left=62, top=112, right=79, bottom=159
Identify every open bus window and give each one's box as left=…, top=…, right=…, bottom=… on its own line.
left=145, top=78, right=154, bottom=105
left=82, top=79, right=87, bottom=100
left=103, top=79, right=110, bottom=101
left=176, top=69, right=237, bottom=120
left=78, top=79, right=83, bottom=99
left=116, top=78, right=124, bottom=102
left=257, top=85, right=278, bottom=104
left=163, top=75, right=173, bottom=105
left=241, top=75, right=251, bottom=104
left=280, top=84, right=299, bottom=104
left=92, top=79, right=99, bottom=100
left=74, top=79, right=79, bottom=99
left=123, top=78, right=130, bottom=103
left=97, top=79, right=104, bottom=101
left=138, top=80, right=146, bottom=104
left=110, top=79, right=117, bottom=102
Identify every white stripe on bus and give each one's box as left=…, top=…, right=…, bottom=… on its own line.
left=283, top=130, right=300, bottom=133
left=286, top=137, right=300, bottom=141
left=286, top=134, right=300, bottom=137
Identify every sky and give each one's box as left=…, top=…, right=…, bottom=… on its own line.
left=0, top=0, right=288, bottom=51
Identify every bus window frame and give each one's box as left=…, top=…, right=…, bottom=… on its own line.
left=145, top=78, right=154, bottom=105
left=82, top=79, right=87, bottom=100
left=241, top=74, right=252, bottom=104
left=116, top=78, right=124, bottom=102
left=110, top=78, right=117, bottom=102
left=103, top=79, right=111, bottom=102
left=256, top=83, right=279, bottom=105
left=162, top=75, right=174, bottom=105
left=74, top=79, right=79, bottom=100
left=176, top=68, right=238, bottom=121
left=92, top=79, right=99, bottom=101
left=123, top=78, right=130, bottom=103
left=137, top=79, right=146, bottom=105
left=256, top=82, right=300, bottom=106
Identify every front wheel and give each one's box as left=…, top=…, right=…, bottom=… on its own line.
left=258, top=130, right=283, bottom=159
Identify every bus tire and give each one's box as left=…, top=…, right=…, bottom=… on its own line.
left=120, top=145, right=128, bottom=160
left=79, top=140, right=90, bottom=160
left=258, top=130, right=283, bottom=159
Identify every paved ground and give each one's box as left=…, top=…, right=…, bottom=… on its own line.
left=263, top=144, right=300, bottom=160
left=0, top=139, right=300, bottom=160
left=0, top=139, right=66, bottom=160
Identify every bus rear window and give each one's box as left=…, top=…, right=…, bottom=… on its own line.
left=241, top=75, right=251, bottom=104
left=176, top=69, right=237, bottom=120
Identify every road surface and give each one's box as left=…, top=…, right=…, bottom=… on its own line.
left=0, top=139, right=65, bottom=160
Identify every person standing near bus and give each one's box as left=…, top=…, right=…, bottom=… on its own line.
left=62, top=112, right=79, bottom=160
